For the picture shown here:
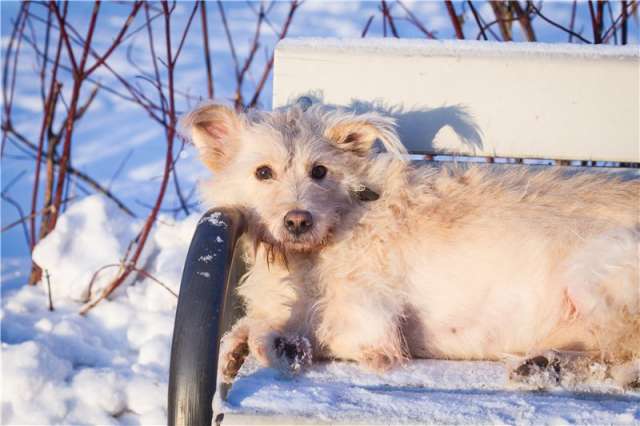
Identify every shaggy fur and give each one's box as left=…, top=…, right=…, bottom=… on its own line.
left=182, top=103, right=640, bottom=387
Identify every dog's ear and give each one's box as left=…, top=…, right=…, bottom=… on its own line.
left=181, top=104, right=243, bottom=172
left=324, top=113, right=406, bottom=157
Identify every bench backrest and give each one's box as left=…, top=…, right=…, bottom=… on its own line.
left=273, top=38, right=639, bottom=164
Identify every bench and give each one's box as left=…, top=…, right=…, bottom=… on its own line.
left=168, top=38, right=640, bottom=426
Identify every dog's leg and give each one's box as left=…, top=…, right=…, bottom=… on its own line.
left=563, top=229, right=639, bottom=363
left=245, top=326, right=313, bottom=376
left=219, top=319, right=250, bottom=383
left=317, top=282, right=406, bottom=372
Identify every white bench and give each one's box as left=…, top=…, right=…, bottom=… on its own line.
left=274, top=38, right=639, bottom=164
left=168, top=38, right=640, bottom=426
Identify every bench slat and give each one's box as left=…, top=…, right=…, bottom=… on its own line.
left=274, top=39, right=639, bottom=163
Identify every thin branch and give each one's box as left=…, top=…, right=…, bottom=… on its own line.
left=81, top=0, right=181, bottom=314
left=568, top=0, right=578, bottom=42
left=588, top=0, right=602, bottom=43
left=248, top=0, right=300, bottom=109
left=621, top=0, right=628, bottom=44
left=361, top=15, right=375, bottom=37
left=217, top=1, right=240, bottom=79
left=171, top=1, right=199, bottom=67
left=510, top=1, right=536, bottom=41
left=200, top=0, right=214, bottom=98
left=397, top=0, right=437, bottom=39
left=4, top=124, right=136, bottom=217
left=84, top=1, right=143, bottom=76
left=445, top=0, right=465, bottom=39
left=489, top=1, right=513, bottom=41
left=529, top=2, right=592, bottom=43
left=2, top=2, right=30, bottom=156
left=1, top=171, right=30, bottom=250
left=467, top=1, right=488, bottom=40
left=381, top=0, right=400, bottom=38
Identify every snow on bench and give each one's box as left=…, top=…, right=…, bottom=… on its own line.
left=217, top=358, right=639, bottom=425
left=215, top=38, right=640, bottom=425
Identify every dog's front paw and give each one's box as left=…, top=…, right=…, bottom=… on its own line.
left=272, top=335, right=312, bottom=376
left=219, top=335, right=250, bottom=383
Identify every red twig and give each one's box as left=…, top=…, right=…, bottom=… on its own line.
left=588, top=0, right=602, bottom=43
left=511, top=1, right=536, bottom=41
left=80, top=0, right=180, bottom=314
left=568, top=0, right=578, bottom=42
left=602, top=1, right=638, bottom=43
left=489, top=1, right=512, bottom=41
left=380, top=0, right=400, bottom=38
left=247, top=1, right=300, bottom=109
left=83, top=2, right=143, bottom=76
left=445, top=0, right=465, bottom=39
left=200, top=0, right=214, bottom=98
left=621, top=1, right=628, bottom=44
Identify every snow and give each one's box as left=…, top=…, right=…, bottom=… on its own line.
left=278, top=38, right=640, bottom=60
left=219, top=357, right=640, bottom=425
left=2, top=195, right=198, bottom=425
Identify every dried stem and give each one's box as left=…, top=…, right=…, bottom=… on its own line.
left=361, top=15, right=375, bottom=37
left=467, top=1, right=489, bottom=40
left=80, top=0, right=180, bottom=314
left=511, top=1, right=536, bottom=41
left=445, top=1, right=465, bottom=39
left=380, top=0, right=400, bottom=38
left=489, top=1, right=513, bottom=41
left=200, top=0, right=214, bottom=98
left=247, top=1, right=300, bottom=109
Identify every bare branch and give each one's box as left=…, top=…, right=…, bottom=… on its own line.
left=445, top=0, right=465, bottom=39
left=200, top=0, right=214, bottom=98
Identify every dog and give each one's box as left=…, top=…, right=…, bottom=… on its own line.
left=182, top=102, right=639, bottom=388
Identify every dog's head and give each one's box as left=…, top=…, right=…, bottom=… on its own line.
left=182, top=103, right=406, bottom=252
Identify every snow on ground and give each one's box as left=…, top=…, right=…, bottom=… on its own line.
left=2, top=195, right=199, bottom=425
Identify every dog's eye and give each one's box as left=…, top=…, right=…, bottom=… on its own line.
left=255, top=165, right=273, bottom=181
left=311, top=165, right=327, bottom=180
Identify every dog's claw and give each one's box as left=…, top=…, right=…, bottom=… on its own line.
left=273, top=335, right=312, bottom=375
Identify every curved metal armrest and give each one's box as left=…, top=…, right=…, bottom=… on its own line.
left=168, top=209, right=246, bottom=426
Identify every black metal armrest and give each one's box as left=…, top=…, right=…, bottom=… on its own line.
left=168, top=209, right=246, bottom=426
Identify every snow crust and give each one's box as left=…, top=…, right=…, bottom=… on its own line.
left=278, top=38, right=640, bottom=60
left=220, top=357, right=640, bottom=425
left=2, top=195, right=199, bottom=425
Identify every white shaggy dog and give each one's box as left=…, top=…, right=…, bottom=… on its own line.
left=183, top=103, right=639, bottom=387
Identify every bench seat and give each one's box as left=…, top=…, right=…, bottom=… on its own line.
left=217, top=358, right=640, bottom=425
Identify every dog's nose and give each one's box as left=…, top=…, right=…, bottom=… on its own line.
left=284, top=210, right=313, bottom=235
